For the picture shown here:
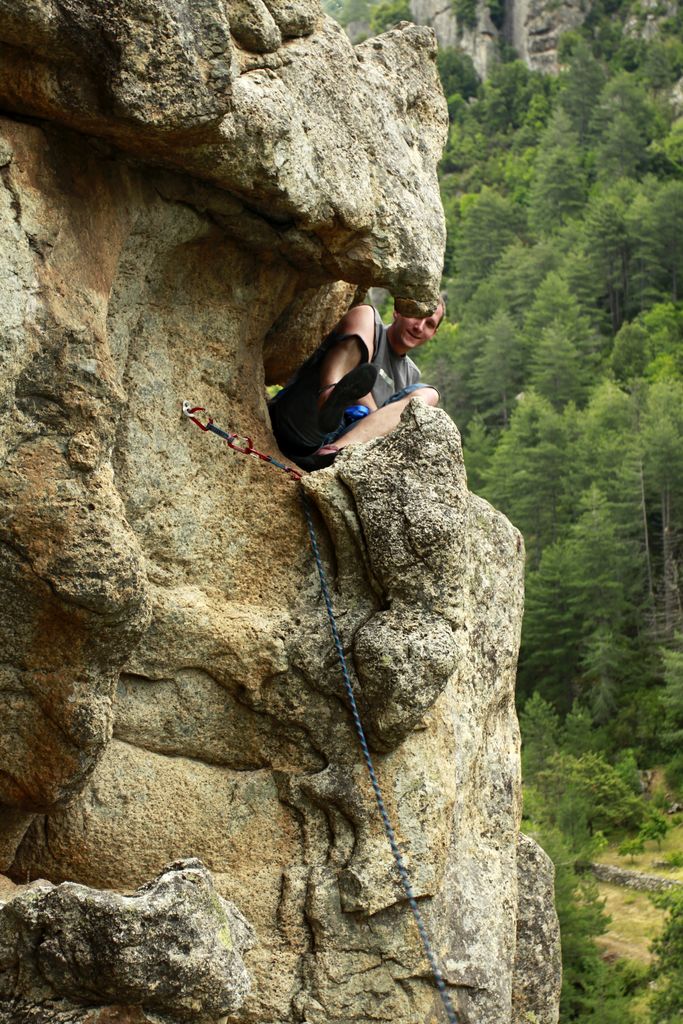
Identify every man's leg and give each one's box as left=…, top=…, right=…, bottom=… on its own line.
left=316, top=336, right=378, bottom=434
left=331, top=387, right=439, bottom=451
left=317, top=336, right=365, bottom=410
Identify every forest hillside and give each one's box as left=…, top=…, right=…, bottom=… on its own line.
left=329, top=0, right=683, bottom=1019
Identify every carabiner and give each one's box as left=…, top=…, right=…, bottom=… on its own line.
left=182, top=401, right=212, bottom=431
left=227, top=435, right=255, bottom=455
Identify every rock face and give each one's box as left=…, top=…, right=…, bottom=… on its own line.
left=409, top=0, right=499, bottom=79
left=0, top=2, right=561, bottom=1023
left=624, top=0, right=678, bottom=42
left=410, top=0, right=460, bottom=51
left=503, top=0, right=585, bottom=73
left=409, top=0, right=591, bottom=77
left=513, top=834, right=562, bottom=1024
left=0, top=859, right=254, bottom=1023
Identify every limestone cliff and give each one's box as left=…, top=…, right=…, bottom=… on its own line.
left=0, top=2, right=560, bottom=1023
left=409, top=0, right=498, bottom=79
left=503, top=0, right=585, bottom=73
left=409, top=0, right=587, bottom=76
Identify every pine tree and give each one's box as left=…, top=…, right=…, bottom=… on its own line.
left=590, top=72, right=655, bottom=149
left=596, top=110, right=648, bottom=181
left=524, top=271, right=595, bottom=359
left=530, top=323, right=586, bottom=409
left=493, top=240, right=562, bottom=325
left=451, top=188, right=526, bottom=307
left=528, top=109, right=588, bottom=235
left=558, top=39, right=607, bottom=145
left=521, top=542, right=582, bottom=710
left=625, top=188, right=661, bottom=313
left=476, top=60, right=550, bottom=135
left=649, top=181, right=683, bottom=302
left=436, top=48, right=479, bottom=104
left=562, top=701, right=600, bottom=756
left=641, top=381, right=683, bottom=640
left=611, top=321, right=649, bottom=383
left=641, top=38, right=681, bottom=92
left=566, top=486, right=642, bottom=718
left=462, top=413, right=495, bottom=493
left=640, top=303, right=683, bottom=380
left=661, top=639, right=683, bottom=748
left=536, top=751, right=644, bottom=838
left=519, top=692, right=560, bottom=779
left=549, top=830, right=637, bottom=1023
left=483, top=393, right=576, bottom=568
left=472, top=310, right=525, bottom=424
left=583, top=188, right=633, bottom=333
left=639, top=809, right=670, bottom=850
left=573, top=383, right=642, bottom=522
left=561, top=232, right=606, bottom=330
left=650, top=890, right=683, bottom=1023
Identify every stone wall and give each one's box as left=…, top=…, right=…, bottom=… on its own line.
left=590, top=863, right=683, bottom=893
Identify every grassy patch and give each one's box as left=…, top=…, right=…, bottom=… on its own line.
left=595, top=820, right=683, bottom=881
left=596, top=882, right=667, bottom=964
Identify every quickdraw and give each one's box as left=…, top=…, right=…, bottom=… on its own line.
left=182, top=399, right=459, bottom=1024
left=182, top=401, right=302, bottom=480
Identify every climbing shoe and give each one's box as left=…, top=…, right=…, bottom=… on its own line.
left=317, top=364, right=378, bottom=434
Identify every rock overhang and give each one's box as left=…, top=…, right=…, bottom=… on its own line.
left=0, top=0, right=448, bottom=313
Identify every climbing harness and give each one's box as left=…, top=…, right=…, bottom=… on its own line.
left=183, top=400, right=459, bottom=1024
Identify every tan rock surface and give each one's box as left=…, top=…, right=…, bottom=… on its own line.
left=504, top=0, right=586, bottom=73
left=12, top=401, right=531, bottom=1023
left=513, top=834, right=562, bottom=1024
left=0, top=5, right=560, bottom=1021
left=409, top=0, right=499, bottom=79
left=0, top=118, right=152, bottom=825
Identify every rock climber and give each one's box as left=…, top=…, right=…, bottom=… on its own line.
left=268, top=300, right=444, bottom=471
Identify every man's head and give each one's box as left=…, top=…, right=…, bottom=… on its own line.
left=387, top=300, right=445, bottom=356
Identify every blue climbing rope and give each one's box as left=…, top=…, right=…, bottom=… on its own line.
left=182, top=401, right=458, bottom=1023
left=300, top=491, right=459, bottom=1024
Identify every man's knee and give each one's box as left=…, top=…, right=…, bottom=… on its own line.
left=414, top=386, right=439, bottom=407
left=328, top=334, right=365, bottom=364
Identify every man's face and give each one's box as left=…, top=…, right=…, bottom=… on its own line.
left=389, top=303, right=443, bottom=355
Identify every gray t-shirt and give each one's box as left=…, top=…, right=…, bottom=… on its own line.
left=370, top=308, right=421, bottom=407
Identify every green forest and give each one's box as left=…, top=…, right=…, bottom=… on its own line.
left=328, top=0, right=683, bottom=1019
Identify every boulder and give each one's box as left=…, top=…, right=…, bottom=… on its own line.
left=0, top=858, right=253, bottom=1023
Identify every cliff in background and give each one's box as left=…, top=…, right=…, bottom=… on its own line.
left=0, top=2, right=560, bottom=1022
left=346, top=0, right=680, bottom=79
left=408, top=0, right=586, bottom=76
